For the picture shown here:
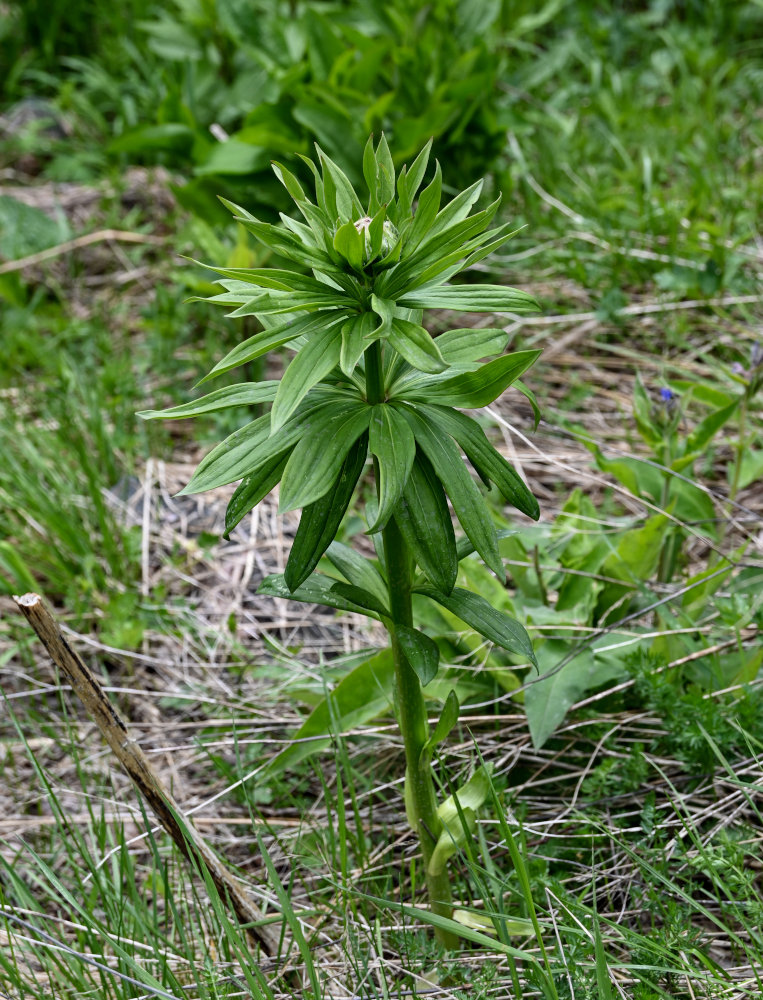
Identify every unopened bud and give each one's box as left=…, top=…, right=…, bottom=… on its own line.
left=353, top=216, right=398, bottom=262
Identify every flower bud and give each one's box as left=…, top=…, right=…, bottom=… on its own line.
left=353, top=216, right=399, bottom=263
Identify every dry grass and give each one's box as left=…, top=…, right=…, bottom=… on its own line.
left=1, top=174, right=762, bottom=998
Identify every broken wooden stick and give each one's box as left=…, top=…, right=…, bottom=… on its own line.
left=13, top=592, right=280, bottom=958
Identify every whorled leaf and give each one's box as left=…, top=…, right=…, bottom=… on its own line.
left=284, top=436, right=368, bottom=591
left=278, top=404, right=372, bottom=512
left=398, top=404, right=504, bottom=579
left=392, top=451, right=458, bottom=594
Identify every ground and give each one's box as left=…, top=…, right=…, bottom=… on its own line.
left=1, top=149, right=762, bottom=998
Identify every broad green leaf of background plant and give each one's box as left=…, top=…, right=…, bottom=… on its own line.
left=264, top=648, right=395, bottom=776
left=428, top=765, right=492, bottom=876
left=0, top=196, right=71, bottom=259
left=524, top=641, right=628, bottom=749
left=595, top=514, right=670, bottom=620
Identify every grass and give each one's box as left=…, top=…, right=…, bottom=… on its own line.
left=1, top=0, right=762, bottom=996
left=4, top=672, right=763, bottom=997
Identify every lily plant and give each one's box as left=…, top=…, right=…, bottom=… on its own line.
left=140, top=136, right=541, bottom=943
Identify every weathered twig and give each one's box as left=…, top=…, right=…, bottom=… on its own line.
left=13, top=592, right=280, bottom=958
left=0, top=230, right=165, bottom=275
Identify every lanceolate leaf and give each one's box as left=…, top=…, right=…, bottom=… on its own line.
left=407, top=161, right=442, bottom=248
left=404, top=138, right=432, bottom=204
left=401, top=350, right=542, bottom=408
left=371, top=294, right=397, bottom=335
left=228, top=291, right=346, bottom=317
left=324, top=541, right=389, bottom=607
left=366, top=203, right=388, bottom=261
left=434, top=328, right=509, bottom=366
left=224, top=453, right=288, bottom=538
left=381, top=208, right=504, bottom=297
left=138, top=382, right=278, bottom=421
left=685, top=398, right=740, bottom=454
left=284, top=437, right=368, bottom=591
left=279, top=406, right=371, bottom=512
left=406, top=220, right=520, bottom=292
left=375, top=133, right=396, bottom=205
left=191, top=263, right=331, bottom=293
left=271, top=159, right=309, bottom=204
left=393, top=452, right=458, bottom=594
left=388, top=318, right=447, bottom=374
left=395, top=625, right=440, bottom=686
left=279, top=212, right=322, bottom=251
left=333, top=219, right=365, bottom=270
left=198, top=312, right=343, bottom=385
left=415, top=404, right=539, bottom=519
left=232, top=214, right=340, bottom=273
left=460, top=222, right=525, bottom=273
left=421, top=689, right=459, bottom=762
left=296, top=153, right=326, bottom=212
left=363, top=134, right=381, bottom=214
left=180, top=397, right=334, bottom=494
left=514, top=378, right=541, bottom=430
left=329, top=581, right=389, bottom=618
left=271, top=323, right=343, bottom=430
left=179, top=413, right=270, bottom=494
left=416, top=586, right=536, bottom=665
left=341, top=313, right=378, bottom=377
left=422, top=179, right=484, bottom=245
left=368, top=404, right=416, bottom=531
left=317, top=145, right=365, bottom=220
left=400, top=283, right=539, bottom=313
left=258, top=573, right=383, bottom=619
left=399, top=405, right=504, bottom=579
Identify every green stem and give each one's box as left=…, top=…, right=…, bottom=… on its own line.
left=657, top=440, right=677, bottom=585
left=364, top=340, right=456, bottom=948
left=729, top=394, right=748, bottom=505
left=364, top=337, right=385, bottom=404
left=715, top=391, right=749, bottom=560
left=383, top=519, right=455, bottom=937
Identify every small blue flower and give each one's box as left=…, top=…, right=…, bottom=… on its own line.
left=659, top=387, right=675, bottom=402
